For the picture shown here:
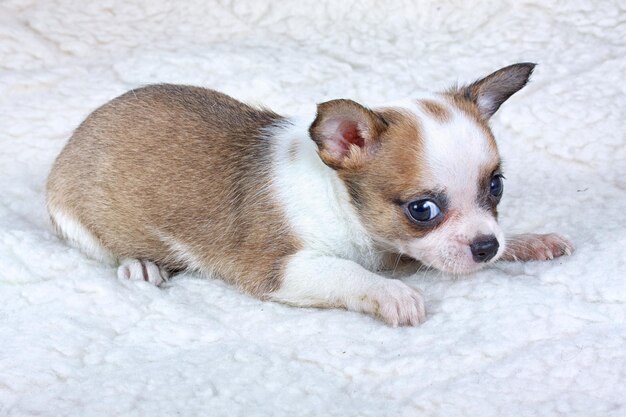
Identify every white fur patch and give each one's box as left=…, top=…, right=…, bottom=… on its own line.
left=270, top=117, right=382, bottom=270
left=49, top=207, right=114, bottom=264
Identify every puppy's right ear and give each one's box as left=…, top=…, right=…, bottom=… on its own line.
left=309, top=99, right=387, bottom=170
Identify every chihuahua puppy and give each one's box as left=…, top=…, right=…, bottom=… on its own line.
left=47, top=63, right=573, bottom=326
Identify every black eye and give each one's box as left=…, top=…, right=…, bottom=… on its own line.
left=407, top=199, right=441, bottom=222
left=490, top=175, right=504, bottom=197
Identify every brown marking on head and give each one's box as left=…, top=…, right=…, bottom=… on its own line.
left=418, top=99, right=451, bottom=123
left=47, top=84, right=301, bottom=296
left=337, top=108, right=437, bottom=243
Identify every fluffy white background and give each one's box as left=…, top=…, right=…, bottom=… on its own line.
left=1, top=1, right=625, bottom=416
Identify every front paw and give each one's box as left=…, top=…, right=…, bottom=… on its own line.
left=354, top=280, right=426, bottom=327
left=501, top=233, right=574, bottom=262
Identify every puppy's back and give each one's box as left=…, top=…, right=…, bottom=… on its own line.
left=47, top=84, right=298, bottom=294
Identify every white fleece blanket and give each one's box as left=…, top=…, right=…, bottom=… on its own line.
left=1, top=1, right=624, bottom=416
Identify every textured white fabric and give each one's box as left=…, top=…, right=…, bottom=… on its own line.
left=0, top=1, right=624, bottom=416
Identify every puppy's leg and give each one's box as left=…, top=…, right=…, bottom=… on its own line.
left=270, top=251, right=426, bottom=326
left=117, top=258, right=169, bottom=286
left=501, top=233, right=574, bottom=262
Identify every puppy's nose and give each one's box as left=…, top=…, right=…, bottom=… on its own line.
left=470, top=235, right=499, bottom=263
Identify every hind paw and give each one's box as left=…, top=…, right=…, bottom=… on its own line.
left=117, top=258, right=169, bottom=286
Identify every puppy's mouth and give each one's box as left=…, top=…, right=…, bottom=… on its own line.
left=428, top=253, right=497, bottom=276
left=404, top=239, right=505, bottom=276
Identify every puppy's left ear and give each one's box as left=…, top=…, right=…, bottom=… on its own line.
left=457, top=62, right=536, bottom=120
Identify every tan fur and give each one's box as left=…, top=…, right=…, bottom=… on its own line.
left=47, top=84, right=300, bottom=295
left=418, top=99, right=451, bottom=123
left=340, top=108, right=433, bottom=244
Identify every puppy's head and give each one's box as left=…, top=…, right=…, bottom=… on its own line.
left=310, top=63, right=535, bottom=274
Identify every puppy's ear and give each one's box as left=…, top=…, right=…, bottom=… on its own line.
left=457, top=63, right=536, bottom=120
left=309, top=99, right=387, bottom=170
